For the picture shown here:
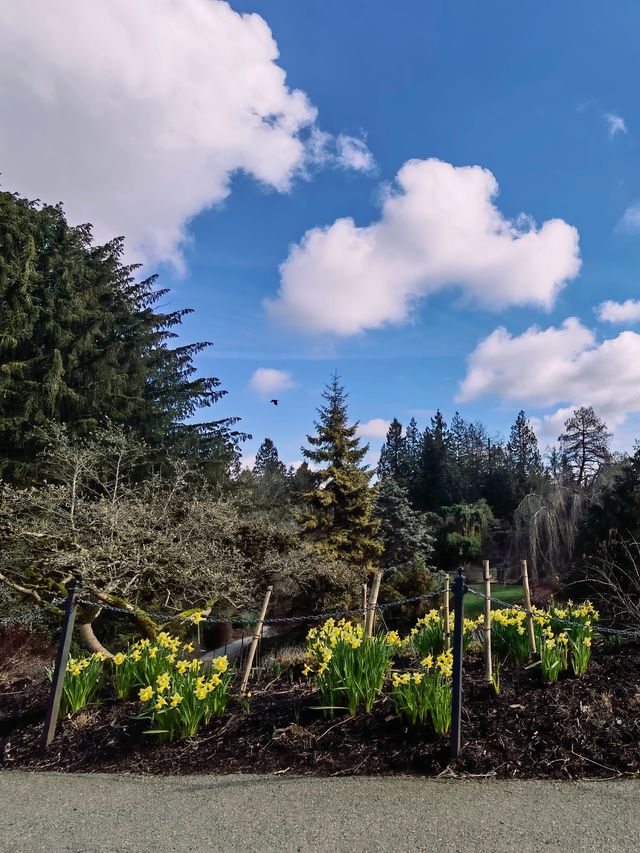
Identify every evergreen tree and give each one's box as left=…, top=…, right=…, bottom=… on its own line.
left=374, top=477, right=434, bottom=572
left=415, top=411, right=461, bottom=512
left=558, top=406, right=612, bottom=488
left=299, top=374, right=382, bottom=566
left=507, top=410, right=543, bottom=501
left=0, top=191, right=245, bottom=482
left=253, top=438, right=286, bottom=478
left=378, top=418, right=404, bottom=480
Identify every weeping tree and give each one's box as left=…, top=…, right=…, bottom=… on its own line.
left=510, top=485, right=587, bottom=582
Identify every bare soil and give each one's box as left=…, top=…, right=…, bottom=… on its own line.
left=1, top=632, right=638, bottom=779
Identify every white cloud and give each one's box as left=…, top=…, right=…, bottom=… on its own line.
left=0, top=0, right=370, bottom=268
left=267, top=158, right=581, bottom=335
left=249, top=367, right=296, bottom=395
left=357, top=418, right=391, bottom=439
left=618, top=204, right=640, bottom=234
left=597, top=299, right=640, bottom=324
left=457, top=317, right=640, bottom=433
left=604, top=112, right=627, bottom=138
left=306, top=128, right=375, bottom=174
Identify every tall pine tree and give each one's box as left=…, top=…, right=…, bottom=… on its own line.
left=0, top=191, right=245, bottom=482
left=299, top=374, right=382, bottom=566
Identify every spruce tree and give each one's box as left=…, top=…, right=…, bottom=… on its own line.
left=0, top=191, right=245, bottom=482
left=378, top=418, right=404, bottom=480
left=415, top=411, right=461, bottom=512
left=374, top=477, right=434, bottom=572
left=507, top=410, right=543, bottom=501
left=299, top=374, right=382, bottom=566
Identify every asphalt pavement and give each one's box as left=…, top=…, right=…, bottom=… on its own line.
left=1, top=771, right=638, bottom=852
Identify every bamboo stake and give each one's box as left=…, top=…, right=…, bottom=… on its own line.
left=239, top=585, right=272, bottom=694
left=365, top=571, right=382, bottom=638
left=362, top=583, right=368, bottom=630
left=443, top=573, right=451, bottom=650
left=482, top=560, right=492, bottom=684
left=520, top=559, right=537, bottom=655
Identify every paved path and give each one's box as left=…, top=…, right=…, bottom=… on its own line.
left=1, top=771, right=638, bottom=852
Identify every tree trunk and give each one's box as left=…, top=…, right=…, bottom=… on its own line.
left=76, top=621, right=113, bottom=658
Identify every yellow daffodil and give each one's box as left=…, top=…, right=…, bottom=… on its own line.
left=139, top=686, right=154, bottom=702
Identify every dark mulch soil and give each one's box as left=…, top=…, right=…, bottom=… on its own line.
left=2, top=643, right=639, bottom=779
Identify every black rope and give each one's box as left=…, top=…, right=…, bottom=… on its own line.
left=55, top=588, right=445, bottom=627
left=464, top=585, right=640, bottom=639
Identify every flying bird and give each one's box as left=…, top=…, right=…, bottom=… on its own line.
left=270, top=399, right=279, bottom=406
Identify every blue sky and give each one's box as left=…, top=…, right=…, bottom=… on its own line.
left=2, top=0, right=640, bottom=465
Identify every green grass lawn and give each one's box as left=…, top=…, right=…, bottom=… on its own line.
left=463, top=584, right=524, bottom=619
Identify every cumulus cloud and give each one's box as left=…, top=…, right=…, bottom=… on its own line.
left=249, top=368, right=296, bottom=395
left=356, top=418, right=391, bottom=439
left=0, top=0, right=371, bottom=268
left=618, top=204, right=640, bottom=235
left=597, top=299, right=640, bottom=324
left=267, top=158, right=581, bottom=335
left=604, top=112, right=627, bottom=138
left=457, top=318, right=640, bottom=433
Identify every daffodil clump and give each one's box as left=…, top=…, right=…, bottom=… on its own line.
left=410, top=610, right=482, bottom=659
left=137, top=654, right=232, bottom=741
left=534, top=601, right=597, bottom=679
left=490, top=608, right=531, bottom=665
left=388, top=650, right=454, bottom=734
left=48, top=652, right=106, bottom=715
left=111, top=632, right=196, bottom=699
left=303, top=619, right=393, bottom=717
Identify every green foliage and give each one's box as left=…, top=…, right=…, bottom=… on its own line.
left=304, top=619, right=393, bottom=717
left=299, top=374, right=382, bottom=567
left=374, top=477, right=434, bottom=573
left=48, top=652, right=105, bottom=715
left=559, top=406, right=612, bottom=488
left=389, top=664, right=452, bottom=733
left=0, top=190, right=244, bottom=483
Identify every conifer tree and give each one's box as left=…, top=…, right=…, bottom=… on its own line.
left=507, top=410, right=543, bottom=501
left=559, top=406, right=612, bottom=488
left=0, top=191, right=245, bottom=482
left=299, top=374, right=382, bottom=566
left=378, top=418, right=404, bottom=480
left=374, top=477, right=434, bottom=572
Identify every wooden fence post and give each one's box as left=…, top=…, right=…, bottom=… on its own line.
left=365, top=571, right=382, bottom=638
left=450, top=566, right=466, bottom=761
left=362, top=583, right=368, bottom=630
left=520, top=559, right=537, bottom=655
left=240, top=586, right=273, bottom=695
left=483, top=560, right=492, bottom=684
left=41, top=578, right=80, bottom=751
left=443, top=573, right=451, bottom=650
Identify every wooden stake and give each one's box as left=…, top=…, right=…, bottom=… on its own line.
left=443, top=573, right=451, bottom=650
left=41, top=579, right=80, bottom=751
left=520, top=559, right=537, bottom=655
left=362, top=583, right=368, bottom=629
left=482, top=560, right=492, bottom=684
left=365, top=571, right=382, bottom=638
left=239, top=586, right=273, bottom=695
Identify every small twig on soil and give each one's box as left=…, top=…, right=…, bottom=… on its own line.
left=316, top=714, right=363, bottom=742
left=570, top=749, right=622, bottom=776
